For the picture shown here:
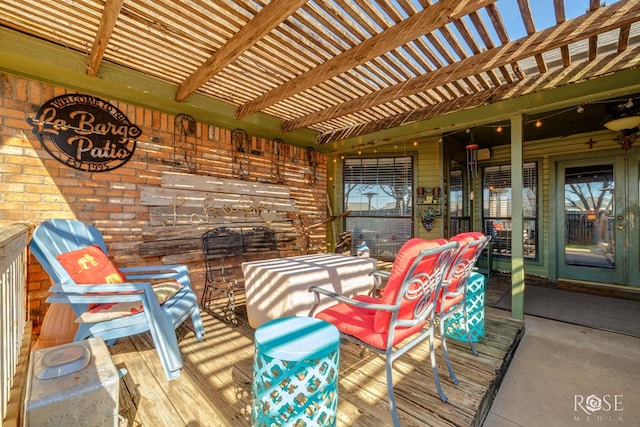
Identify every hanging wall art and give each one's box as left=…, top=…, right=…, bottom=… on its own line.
left=27, top=94, right=142, bottom=172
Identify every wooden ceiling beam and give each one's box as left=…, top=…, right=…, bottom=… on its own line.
left=618, top=24, right=631, bottom=52
left=174, top=0, right=307, bottom=102
left=517, top=0, right=547, bottom=74
left=235, top=0, right=497, bottom=119
left=485, top=3, right=525, bottom=80
left=553, top=0, right=571, bottom=67
left=450, top=16, right=502, bottom=87
left=87, top=0, right=124, bottom=77
left=282, top=0, right=640, bottom=133
left=588, top=0, right=602, bottom=61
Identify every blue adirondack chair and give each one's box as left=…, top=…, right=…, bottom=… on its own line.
left=30, top=219, right=205, bottom=380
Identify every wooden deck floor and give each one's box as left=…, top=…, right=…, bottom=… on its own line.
left=110, top=299, right=523, bottom=427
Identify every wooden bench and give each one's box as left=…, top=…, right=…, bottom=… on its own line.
left=200, top=226, right=280, bottom=326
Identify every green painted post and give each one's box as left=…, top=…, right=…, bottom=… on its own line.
left=510, top=115, right=525, bottom=320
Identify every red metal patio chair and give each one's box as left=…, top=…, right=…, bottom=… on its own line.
left=437, top=232, right=491, bottom=361
left=309, top=238, right=459, bottom=427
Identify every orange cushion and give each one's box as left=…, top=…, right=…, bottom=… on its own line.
left=56, top=245, right=182, bottom=323
left=374, top=238, right=447, bottom=333
left=56, top=245, right=126, bottom=285
left=316, top=301, right=426, bottom=350
left=446, top=232, right=485, bottom=294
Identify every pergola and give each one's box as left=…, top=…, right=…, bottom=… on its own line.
left=1, top=0, right=639, bottom=151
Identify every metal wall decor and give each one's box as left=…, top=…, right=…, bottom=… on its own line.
left=304, top=146, right=318, bottom=185
left=26, top=94, right=141, bottom=172
left=231, top=128, right=251, bottom=179
left=270, top=138, right=285, bottom=184
left=466, top=139, right=479, bottom=179
left=162, top=192, right=278, bottom=229
left=173, top=114, right=197, bottom=172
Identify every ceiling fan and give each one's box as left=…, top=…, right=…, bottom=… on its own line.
left=604, top=98, right=640, bottom=150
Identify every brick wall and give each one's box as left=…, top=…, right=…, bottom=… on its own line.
left=0, top=73, right=327, bottom=335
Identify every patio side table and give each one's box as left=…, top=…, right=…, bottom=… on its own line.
left=443, top=272, right=485, bottom=342
left=252, top=316, right=339, bottom=427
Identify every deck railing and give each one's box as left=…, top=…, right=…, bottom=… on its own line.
left=1, top=223, right=31, bottom=422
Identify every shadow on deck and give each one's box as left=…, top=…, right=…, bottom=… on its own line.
left=111, top=296, right=524, bottom=426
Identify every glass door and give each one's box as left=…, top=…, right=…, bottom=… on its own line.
left=626, top=154, right=640, bottom=287
left=557, top=155, right=640, bottom=286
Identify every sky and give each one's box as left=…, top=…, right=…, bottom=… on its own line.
left=494, top=0, right=619, bottom=39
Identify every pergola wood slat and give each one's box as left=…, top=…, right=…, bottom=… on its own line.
left=517, top=0, right=547, bottom=74
left=175, top=0, right=308, bottom=102
left=450, top=16, right=503, bottom=88
left=235, top=0, right=497, bottom=119
left=315, top=45, right=640, bottom=145
left=282, top=1, right=640, bottom=134
left=619, top=24, right=632, bottom=52
left=485, top=3, right=525, bottom=80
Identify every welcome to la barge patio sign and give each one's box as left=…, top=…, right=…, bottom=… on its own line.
left=27, top=94, right=142, bottom=172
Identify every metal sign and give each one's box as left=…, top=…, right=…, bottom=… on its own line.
left=27, top=94, right=142, bottom=172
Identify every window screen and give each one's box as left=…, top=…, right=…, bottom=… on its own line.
left=344, top=157, right=413, bottom=260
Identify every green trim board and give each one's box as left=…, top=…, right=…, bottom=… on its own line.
left=510, top=115, right=525, bottom=321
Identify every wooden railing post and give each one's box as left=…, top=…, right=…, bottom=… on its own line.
left=1, top=223, right=33, bottom=425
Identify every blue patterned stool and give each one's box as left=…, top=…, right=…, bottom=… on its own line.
left=252, top=316, right=340, bottom=427
left=444, top=272, right=485, bottom=342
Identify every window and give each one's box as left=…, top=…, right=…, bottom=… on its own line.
left=344, top=157, right=413, bottom=260
left=482, top=162, right=537, bottom=258
left=449, top=161, right=470, bottom=236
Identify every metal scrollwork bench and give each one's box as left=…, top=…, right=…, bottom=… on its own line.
left=200, top=226, right=280, bottom=326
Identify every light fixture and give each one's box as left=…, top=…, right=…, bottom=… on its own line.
left=535, top=119, right=542, bottom=128
left=413, top=141, right=418, bottom=146
left=604, top=116, right=640, bottom=131
left=496, top=125, right=503, bottom=133
left=576, top=105, right=585, bottom=113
